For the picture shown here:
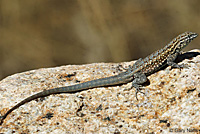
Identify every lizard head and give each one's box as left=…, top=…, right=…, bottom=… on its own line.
left=178, top=31, right=198, bottom=50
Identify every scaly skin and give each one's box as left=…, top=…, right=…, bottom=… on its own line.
left=0, top=31, right=198, bottom=125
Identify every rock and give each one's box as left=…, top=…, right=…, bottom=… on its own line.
left=0, top=49, right=199, bottom=133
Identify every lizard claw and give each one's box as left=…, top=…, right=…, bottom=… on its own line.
left=178, top=63, right=189, bottom=69
left=135, top=88, right=145, bottom=100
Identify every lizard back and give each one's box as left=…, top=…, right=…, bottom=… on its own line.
left=136, top=32, right=198, bottom=75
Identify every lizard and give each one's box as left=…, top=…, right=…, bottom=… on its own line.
left=0, top=31, right=198, bottom=125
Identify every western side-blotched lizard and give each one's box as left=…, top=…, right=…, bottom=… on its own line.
left=0, top=31, right=198, bottom=125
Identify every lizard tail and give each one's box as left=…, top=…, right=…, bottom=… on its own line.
left=0, top=73, right=130, bottom=125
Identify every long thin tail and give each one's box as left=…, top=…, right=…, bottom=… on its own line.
left=0, top=72, right=131, bottom=125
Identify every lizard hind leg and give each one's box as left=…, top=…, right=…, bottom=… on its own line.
left=117, top=58, right=143, bottom=72
left=131, top=72, right=147, bottom=100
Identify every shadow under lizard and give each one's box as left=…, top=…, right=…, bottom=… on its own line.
left=0, top=31, right=198, bottom=125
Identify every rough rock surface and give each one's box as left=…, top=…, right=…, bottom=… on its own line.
left=0, top=49, right=200, bottom=133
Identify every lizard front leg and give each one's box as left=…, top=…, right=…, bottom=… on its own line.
left=167, top=51, right=188, bottom=68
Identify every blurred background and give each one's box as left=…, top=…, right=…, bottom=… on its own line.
left=0, top=0, right=199, bottom=80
